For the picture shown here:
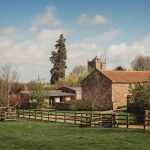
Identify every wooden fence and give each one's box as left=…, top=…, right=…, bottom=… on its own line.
left=17, top=109, right=150, bottom=130
left=0, top=107, right=16, bottom=121
left=17, top=109, right=87, bottom=125
left=145, top=110, right=150, bottom=129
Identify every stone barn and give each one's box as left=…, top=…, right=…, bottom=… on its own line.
left=81, top=69, right=150, bottom=110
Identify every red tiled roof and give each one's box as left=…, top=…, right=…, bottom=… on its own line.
left=100, top=70, right=150, bottom=83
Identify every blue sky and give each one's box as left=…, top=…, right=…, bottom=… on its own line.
left=0, top=0, right=150, bottom=82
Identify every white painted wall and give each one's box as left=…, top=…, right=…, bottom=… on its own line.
left=54, top=97, right=60, bottom=103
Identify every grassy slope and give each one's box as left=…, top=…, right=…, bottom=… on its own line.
left=0, top=119, right=150, bottom=150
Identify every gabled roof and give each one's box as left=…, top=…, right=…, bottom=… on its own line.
left=100, top=70, right=150, bottom=83
left=47, top=90, right=75, bottom=97
left=20, top=90, right=75, bottom=97
left=68, top=87, right=82, bottom=92
left=58, top=86, right=81, bottom=92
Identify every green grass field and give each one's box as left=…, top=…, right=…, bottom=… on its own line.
left=0, top=119, right=150, bottom=150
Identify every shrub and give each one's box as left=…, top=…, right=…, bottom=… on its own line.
left=129, top=79, right=150, bottom=115
left=117, top=105, right=127, bottom=109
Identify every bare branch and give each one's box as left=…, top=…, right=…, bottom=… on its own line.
left=0, top=64, right=20, bottom=107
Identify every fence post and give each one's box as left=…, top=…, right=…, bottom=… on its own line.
left=64, top=112, right=66, bottom=123
left=110, top=114, right=113, bottom=127
left=112, top=114, right=114, bottom=127
left=55, top=111, right=57, bottom=122
left=74, top=112, right=76, bottom=124
left=98, top=113, right=100, bottom=126
left=34, top=110, right=36, bottom=119
left=17, top=109, right=19, bottom=118
left=41, top=110, right=43, bottom=120
left=115, top=114, right=119, bottom=127
left=126, top=114, right=129, bottom=128
left=86, top=113, right=88, bottom=125
left=29, top=109, right=30, bottom=119
left=81, top=113, right=83, bottom=126
left=4, top=112, right=6, bottom=121
left=144, top=117, right=146, bottom=130
left=144, top=110, right=148, bottom=130
left=90, top=112, right=93, bottom=127
left=100, top=114, right=103, bottom=127
left=48, top=110, right=50, bottom=121
left=23, top=109, right=25, bottom=118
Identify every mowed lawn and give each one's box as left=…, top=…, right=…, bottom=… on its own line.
left=0, top=119, right=150, bottom=150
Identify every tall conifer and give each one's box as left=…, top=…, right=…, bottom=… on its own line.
left=50, top=34, right=67, bottom=84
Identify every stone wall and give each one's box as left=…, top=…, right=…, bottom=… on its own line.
left=81, top=70, right=112, bottom=110
left=112, top=83, right=130, bottom=110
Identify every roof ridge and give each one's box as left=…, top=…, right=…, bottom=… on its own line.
left=100, top=70, right=150, bottom=72
left=98, top=69, right=150, bottom=83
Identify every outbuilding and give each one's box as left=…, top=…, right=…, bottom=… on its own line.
left=57, top=86, right=82, bottom=100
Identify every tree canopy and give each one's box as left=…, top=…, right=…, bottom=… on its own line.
left=50, top=34, right=67, bottom=84
left=131, top=55, right=150, bottom=71
left=28, top=80, right=47, bottom=107
left=114, top=65, right=126, bottom=71
left=129, top=77, right=150, bottom=114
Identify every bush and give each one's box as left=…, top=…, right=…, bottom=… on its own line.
left=55, top=100, right=89, bottom=110
left=117, top=105, right=127, bottom=109
left=129, top=80, right=150, bottom=115
left=55, top=102, right=70, bottom=110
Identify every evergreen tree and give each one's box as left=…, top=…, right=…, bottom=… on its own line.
left=50, top=34, right=67, bottom=84
left=114, top=65, right=126, bottom=71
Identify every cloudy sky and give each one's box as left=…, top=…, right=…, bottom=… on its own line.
left=0, top=0, right=150, bottom=82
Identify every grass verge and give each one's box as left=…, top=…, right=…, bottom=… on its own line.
left=0, top=119, right=149, bottom=150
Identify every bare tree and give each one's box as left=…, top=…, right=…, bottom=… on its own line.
left=49, top=65, right=88, bottom=88
left=69, top=65, right=88, bottom=85
left=0, top=64, right=19, bottom=107
left=0, top=78, right=5, bottom=106
left=131, top=55, right=150, bottom=71
left=70, top=65, right=87, bottom=77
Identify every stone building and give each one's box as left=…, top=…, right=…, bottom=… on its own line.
left=20, top=90, right=75, bottom=107
left=47, top=90, right=75, bottom=106
left=58, top=87, right=82, bottom=100
left=81, top=69, right=150, bottom=110
left=88, top=56, right=106, bottom=72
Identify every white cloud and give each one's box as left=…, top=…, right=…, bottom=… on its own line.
left=1, top=25, right=150, bottom=81
left=0, top=26, right=66, bottom=82
left=84, top=28, right=121, bottom=43
left=29, top=26, right=38, bottom=32
left=0, top=37, right=13, bottom=48
left=106, top=33, right=150, bottom=69
left=31, top=6, right=61, bottom=27
left=97, top=28, right=121, bottom=41
left=67, top=42, right=105, bottom=73
left=0, top=27, right=22, bottom=37
left=79, top=14, right=108, bottom=25
left=0, top=27, right=23, bottom=49
left=1, top=4, right=150, bottom=82
left=0, top=5, right=65, bottom=82
left=67, top=31, right=150, bottom=72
